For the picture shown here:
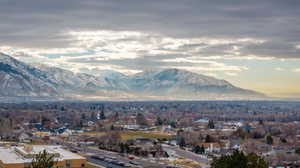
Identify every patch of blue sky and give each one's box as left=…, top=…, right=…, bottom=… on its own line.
left=41, top=50, right=96, bottom=58
left=21, top=57, right=46, bottom=63
left=98, top=49, right=113, bottom=53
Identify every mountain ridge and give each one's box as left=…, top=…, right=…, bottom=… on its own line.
left=0, top=53, right=265, bottom=100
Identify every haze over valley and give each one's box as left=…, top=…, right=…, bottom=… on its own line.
left=0, top=53, right=265, bottom=100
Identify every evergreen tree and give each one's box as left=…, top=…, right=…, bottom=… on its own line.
left=258, top=119, right=264, bottom=125
left=211, top=150, right=268, bottom=168
left=178, top=137, right=186, bottom=148
left=30, top=150, right=57, bottom=168
left=114, top=112, right=119, bottom=121
left=136, top=113, right=148, bottom=126
left=208, top=120, right=215, bottom=129
left=295, top=147, right=300, bottom=155
left=110, top=124, right=115, bottom=130
left=81, top=113, right=86, bottom=120
left=90, top=111, right=96, bottom=121
left=156, top=116, right=163, bottom=126
left=205, top=135, right=213, bottom=143
left=169, top=120, right=176, bottom=128
left=124, top=143, right=130, bottom=153
left=100, top=110, right=106, bottom=120
left=193, top=145, right=205, bottom=154
left=119, top=143, right=125, bottom=153
left=200, top=145, right=205, bottom=154
left=266, top=135, right=273, bottom=145
left=193, top=145, right=201, bottom=153
left=280, top=137, right=287, bottom=143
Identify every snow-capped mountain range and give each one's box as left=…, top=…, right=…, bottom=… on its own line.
left=0, top=53, right=265, bottom=100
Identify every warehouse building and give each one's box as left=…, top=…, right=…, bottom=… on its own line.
left=0, top=145, right=86, bottom=168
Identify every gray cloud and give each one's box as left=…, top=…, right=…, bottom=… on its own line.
left=0, top=0, right=299, bottom=62
left=66, top=54, right=247, bottom=73
left=242, top=41, right=300, bottom=58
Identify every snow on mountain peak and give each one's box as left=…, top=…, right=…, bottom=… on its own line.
left=0, top=53, right=265, bottom=100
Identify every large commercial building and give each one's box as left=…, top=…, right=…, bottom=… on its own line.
left=0, top=145, right=86, bottom=168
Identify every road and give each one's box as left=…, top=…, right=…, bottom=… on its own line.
left=88, top=157, right=126, bottom=168
left=51, top=137, right=171, bottom=168
left=87, top=147, right=166, bottom=168
left=162, top=144, right=210, bottom=167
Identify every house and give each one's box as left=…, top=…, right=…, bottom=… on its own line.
left=33, top=131, right=51, bottom=137
left=87, top=121, right=95, bottom=127
left=127, top=138, right=154, bottom=145
left=167, top=136, right=180, bottom=146
left=124, top=124, right=140, bottom=130
left=230, top=139, right=242, bottom=150
left=242, top=140, right=272, bottom=154
left=60, top=129, right=73, bottom=137
left=195, top=119, right=209, bottom=124
left=17, top=132, right=32, bottom=143
left=199, top=142, right=221, bottom=153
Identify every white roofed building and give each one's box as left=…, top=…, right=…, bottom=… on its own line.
left=0, top=145, right=86, bottom=168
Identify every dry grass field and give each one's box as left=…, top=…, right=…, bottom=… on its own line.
left=80, top=131, right=173, bottom=141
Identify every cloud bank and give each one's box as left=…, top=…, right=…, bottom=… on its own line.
left=0, top=0, right=299, bottom=83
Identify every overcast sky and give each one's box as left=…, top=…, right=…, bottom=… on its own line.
left=0, top=0, right=299, bottom=97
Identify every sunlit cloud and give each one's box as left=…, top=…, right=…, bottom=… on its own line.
left=225, top=72, right=238, bottom=76
left=65, top=30, right=267, bottom=60
left=275, top=67, right=284, bottom=71
left=162, top=57, right=247, bottom=71
left=203, top=73, right=218, bottom=78
left=0, top=29, right=268, bottom=75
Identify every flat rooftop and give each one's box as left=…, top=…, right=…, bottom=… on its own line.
left=0, top=145, right=85, bottom=164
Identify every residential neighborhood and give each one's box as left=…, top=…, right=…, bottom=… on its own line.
left=1, top=101, right=300, bottom=167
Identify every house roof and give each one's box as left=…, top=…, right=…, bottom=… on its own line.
left=199, top=142, right=221, bottom=148
left=0, top=145, right=85, bottom=164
